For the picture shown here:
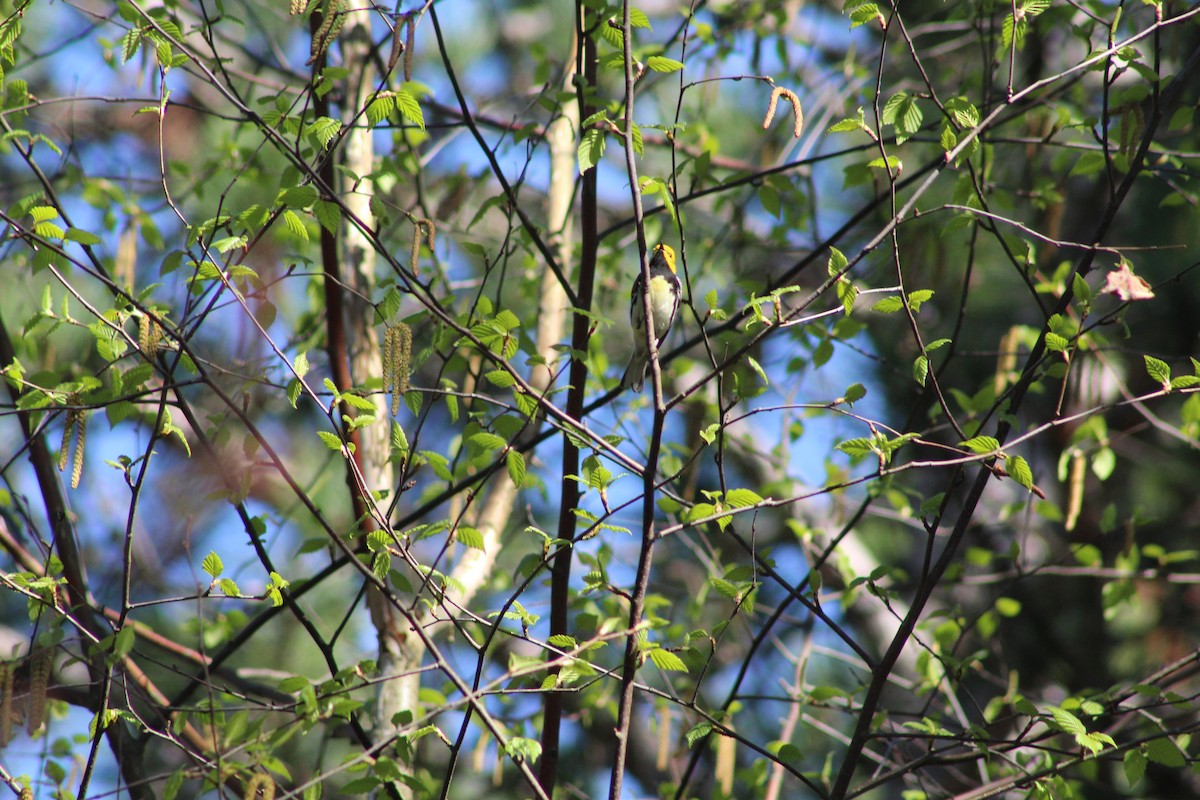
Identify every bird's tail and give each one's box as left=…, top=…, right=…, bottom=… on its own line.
left=621, top=351, right=647, bottom=392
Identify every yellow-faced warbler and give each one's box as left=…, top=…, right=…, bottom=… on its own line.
left=621, top=243, right=681, bottom=392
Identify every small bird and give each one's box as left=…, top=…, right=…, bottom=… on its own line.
left=622, top=243, right=681, bottom=392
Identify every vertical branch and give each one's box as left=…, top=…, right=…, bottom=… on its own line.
left=309, top=5, right=412, bottom=796
left=538, top=10, right=591, bottom=793
left=609, top=0, right=662, bottom=795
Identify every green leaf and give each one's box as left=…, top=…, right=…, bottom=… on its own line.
left=366, top=93, right=395, bottom=127
left=506, top=450, right=526, bottom=487
left=907, top=289, right=934, bottom=312
left=1144, top=736, right=1186, bottom=767
left=163, top=770, right=185, bottom=800
left=829, top=108, right=868, bottom=133
left=279, top=185, right=318, bottom=208
left=646, top=56, right=684, bottom=73
left=866, top=155, right=901, bottom=170
left=202, top=551, right=223, bottom=578
left=725, top=488, right=764, bottom=508
left=396, top=88, right=425, bottom=131
left=66, top=228, right=102, bottom=246
left=307, top=115, right=340, bottom=149
left=960, top=435, right=1000, bottom=455
left=912, top=354, right=928, bottom=386
left=844, top=0, right=880, bottom=28
left=647, top=648, right=688, bottom=672
left=1144, top=355, right=1171, bottom=388
left=1005, top=454, right=1033, bottom=490
left=282, top=209, right=309, bottom=241
left=469, top=432, right=506, bottom=451
left=1124, top=749, right=1147, bottom=786
left=112, top=623, right=136, bottom=657
left=341, top=392, right=377, bottom=412
left=836, top=437, right=875, bottom=459
left=994, top=596, right=1021, bottom=617
left=578, top=128, right=606, bottom=173
left=484, top=369, right=516, bottom=387
left=316, top=430, right=346, bottom=451
left=456, top=526, right=485, bottom=550
left=1046, top=705, right=1085, bottom=735
left=504, top=736, right=542, bottom=764
left=1044, top=332, right=1070, bottom=353
left=842, top=383, right=867, bottom=404
left=827, top=246, right=848, bottom=276
left=872, top=296, right=904, bottom=313
left=422, top=450, right=452, bottom=481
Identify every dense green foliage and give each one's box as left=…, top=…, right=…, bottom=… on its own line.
left=1, top=0, right=1199, bottom=798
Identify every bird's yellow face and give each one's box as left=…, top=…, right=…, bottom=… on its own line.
left=652, top=244, right=677, bottom=274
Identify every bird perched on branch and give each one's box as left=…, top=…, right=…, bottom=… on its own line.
left=622, top=243, right=681, bottom=392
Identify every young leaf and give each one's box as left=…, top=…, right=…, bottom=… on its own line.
left=1005, top=454, right=1033, bottom=490
left=202, top=551, right=223, bottom=579
left=960, top=435, right=1000, bottom=455
left=1144, top=355, right=1171, bottom=389
left=646, top=56, right=684, bottom=73
left=647, top=648, right=688, bottom=672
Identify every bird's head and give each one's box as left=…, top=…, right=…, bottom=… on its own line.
left=652, top=244, right=677, bottom=274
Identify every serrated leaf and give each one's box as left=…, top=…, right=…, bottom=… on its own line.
left=710, top=577, right=739, bottom=599
left=725, top=488, right=764, bottom=508
left=913, top=354, right=929, bottom=386
left=1144, top=355, right=1171, bottom=388
left=960, top=435, right=1000, bottom=455
left=282, top=209, right=309, bottom=241
left=647, top=648, right=688, bottom=672
left=201, top=551, right=223, bottom=578
left=341, top=392, right=376, bottom=412
left=279, top=185, right=319, bottom=208
left=1044, top=332, right=1070, bottom=353
left=1124, top=749, right=1147, bottom=786
left=646, top=56, right=684, bottom=73
left=829, top=116, right=865, bottom=133
left=827, top=246, right=848, bottom=276
left=685, top=722, right=713, bottom=748
left=422, top=450, right=452, bottom=481
left=1046, top=705, right=1086, bottom=735
left=484, top=369, right=516, bottom=387
left=506, top=450, right=526, bottom=487
left=872, top=296, right=904, bottom=313
left=1144, top=736, right=1186, bottom=767
left=578, top=127, right=606, bottom=174
left=837, top=437, right=875, bottom=458
left=366, top=94, right=396, bottom=127
left=470, top=432, right=506, bottom=450
left=1005, top=454, right=1033, bottom=490
left=316, top=430, right=345, bottom=451
left=456, top=526, right=485, bottom=550
left=396, top=88, right=425, bottom=131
